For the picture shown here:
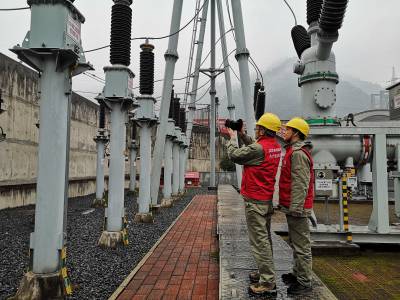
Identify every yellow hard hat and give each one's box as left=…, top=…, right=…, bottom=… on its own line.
left=256, top=112, right=281, bottom=132
left=285, top=117, right=310, bottom=137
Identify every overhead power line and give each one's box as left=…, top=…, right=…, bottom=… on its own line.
left=84, top=0, right=209, bottom=53
left=282, top=0, right=297, bottom=26
left=0, top=7, right=30, bottom=11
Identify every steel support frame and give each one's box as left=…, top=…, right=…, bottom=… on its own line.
left=230, top=0, right=255, bottom=138
left=31, top=58, right=71, bottom=274
left=163, top=137, right=174, bottom=200
left=95, top=136, right=108, bottom=202
left=150, top=0, right=184, bottom=206
left=138, top=123, right=153, bottom=213
left=106, top=102, right=127, bottom=232
left=129, top=141, right=138, bottom=193
left=395, top=144, right=400, bottom=218
left=172, top=136, right=181, bottom=196
left=216, top=0, right=242, bottom=187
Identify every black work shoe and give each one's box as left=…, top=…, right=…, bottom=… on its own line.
left=248, top=271, right=260, bottom=283
left=249, top=282, right=277, bottom=297
left=287, top=281, right=312, bottom=295
left=281, top=272, right=297, bottom=285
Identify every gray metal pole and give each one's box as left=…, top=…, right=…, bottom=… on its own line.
left=31, top=58, right=70, bottom=273
left=163, top=138, right=174, bottom=199
left=107, top=103, right=126, bottom=232
left=216, top=0, right=242, bottom=187
left=129, top=141, right=138, bottom=193
left=209, top=0, right=217, bottom=189
left=368, top=134, right=390, bottom=233
left=150, top=0, right=184, bottom=206
left=172, top=133, right=181, bottom=196
left=95, top=137, right=107, bottom=203
left=395, top=144, right=400, bottom=218
left=230, top=0, right=255, bottom=138
left=338, top=178, right=344, bottom=232
left=138, top=123, right=152, bottom=213
left=185, top=0, right=209, bottom=144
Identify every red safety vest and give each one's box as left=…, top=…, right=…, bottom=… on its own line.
left=241, top=136, right=281, bottom=201
left=279, top=145, right=314, bottom=209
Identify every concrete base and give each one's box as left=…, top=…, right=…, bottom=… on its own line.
left=134, top=212, right=154, bottom=223
left=91, top=198, right=105, bottom=208
left=11, top=271, right=64, bottom=300
left=97, top=231, right=123, bottom=248
left=311, top=241, right=360, bottom=256
left=160, top=198, right=173, bottom=208
left=151, top=205, right=161, bottom=214
left=171, top=194, right=181, bottom=202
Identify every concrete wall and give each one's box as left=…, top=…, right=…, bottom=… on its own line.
left=0, top=53, right=109, bottom=209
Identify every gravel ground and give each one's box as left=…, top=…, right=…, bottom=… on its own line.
left=0, top=187, right=214, bottom=300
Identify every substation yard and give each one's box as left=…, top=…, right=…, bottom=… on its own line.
left=0, top=187, right=215, bottom=300
left=274, top=203, right=400, bottom=300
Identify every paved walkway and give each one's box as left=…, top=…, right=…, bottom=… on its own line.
left=218, top=185, right=337, bottom=299
left=114, top=194, right=219, bottom=300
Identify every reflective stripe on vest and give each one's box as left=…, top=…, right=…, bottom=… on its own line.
left=240, top=136, right=281, bottom=201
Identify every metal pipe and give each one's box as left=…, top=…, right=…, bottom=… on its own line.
left=32, top=59, right=70, bottom=273
left=185, top=0, right=209, bottom=145
left=150, top=0, right=184, bottom=206
left=138, top=124, right=152, bottom=213
left=172, top=136, right=180, bottom=196
left=107, top=103, right=126, bottom=231
left=230, top=0, right=255, bottom=138
left=95, top=138, right=107, bottom=201
left=163, top=138, right=174, bottom=199
left=216, top=0, right=242, bottom=187
left=129, top=141, right=137, bottom=192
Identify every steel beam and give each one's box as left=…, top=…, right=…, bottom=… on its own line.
left=150, top=0, right=184, bottom=206
left=94, top=136, right=108, bottom=203
left=138, top=124, right=152, bottom=213
left=163, top=138, right=174, bottom=199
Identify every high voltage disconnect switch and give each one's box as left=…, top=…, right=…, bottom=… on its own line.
left=10, top=0, right=92, bottom=298
left=98, top=0, right=135, bottom=249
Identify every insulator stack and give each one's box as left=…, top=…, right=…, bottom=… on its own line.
left=139, top=43, right=155, bottom=95
left=179, top=107, right=186, bottom=132
left=99, top=102, right=106, bottom=129
left=173, top=97, right=180, bottom=124
left=307, top=0, right=324, bottom=25
left=255, top=87, right=266, bottom=121
left=131, top=122, right=137, bottom=139
left=319, top=0, right=348, bottom=33
left=291, top=25, right=311, bottom=58
left=253, top=81, right=262, bottom=112
left=110, top=0, right=132, bottom=66
left=168, top=87, right=175, bottom=119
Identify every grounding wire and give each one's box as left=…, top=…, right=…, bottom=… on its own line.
left=282, top=0, right=298, bottom=26
left=84, top=0, right=209, bottom=53
left=0, top=7, right=30, bottom=11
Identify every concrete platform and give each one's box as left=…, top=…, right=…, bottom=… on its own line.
left=218, top=185, right=337, bottom=300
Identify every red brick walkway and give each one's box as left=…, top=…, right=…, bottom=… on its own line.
left=117, top=195, right=219, bottom=300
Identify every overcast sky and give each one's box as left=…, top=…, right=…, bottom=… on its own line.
left=1, top=0, right=399, bottom=103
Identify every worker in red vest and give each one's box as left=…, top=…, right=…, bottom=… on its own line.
left=226, top=112, right=282, bottom=297
left=279, top=117, right=314, bottom=295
